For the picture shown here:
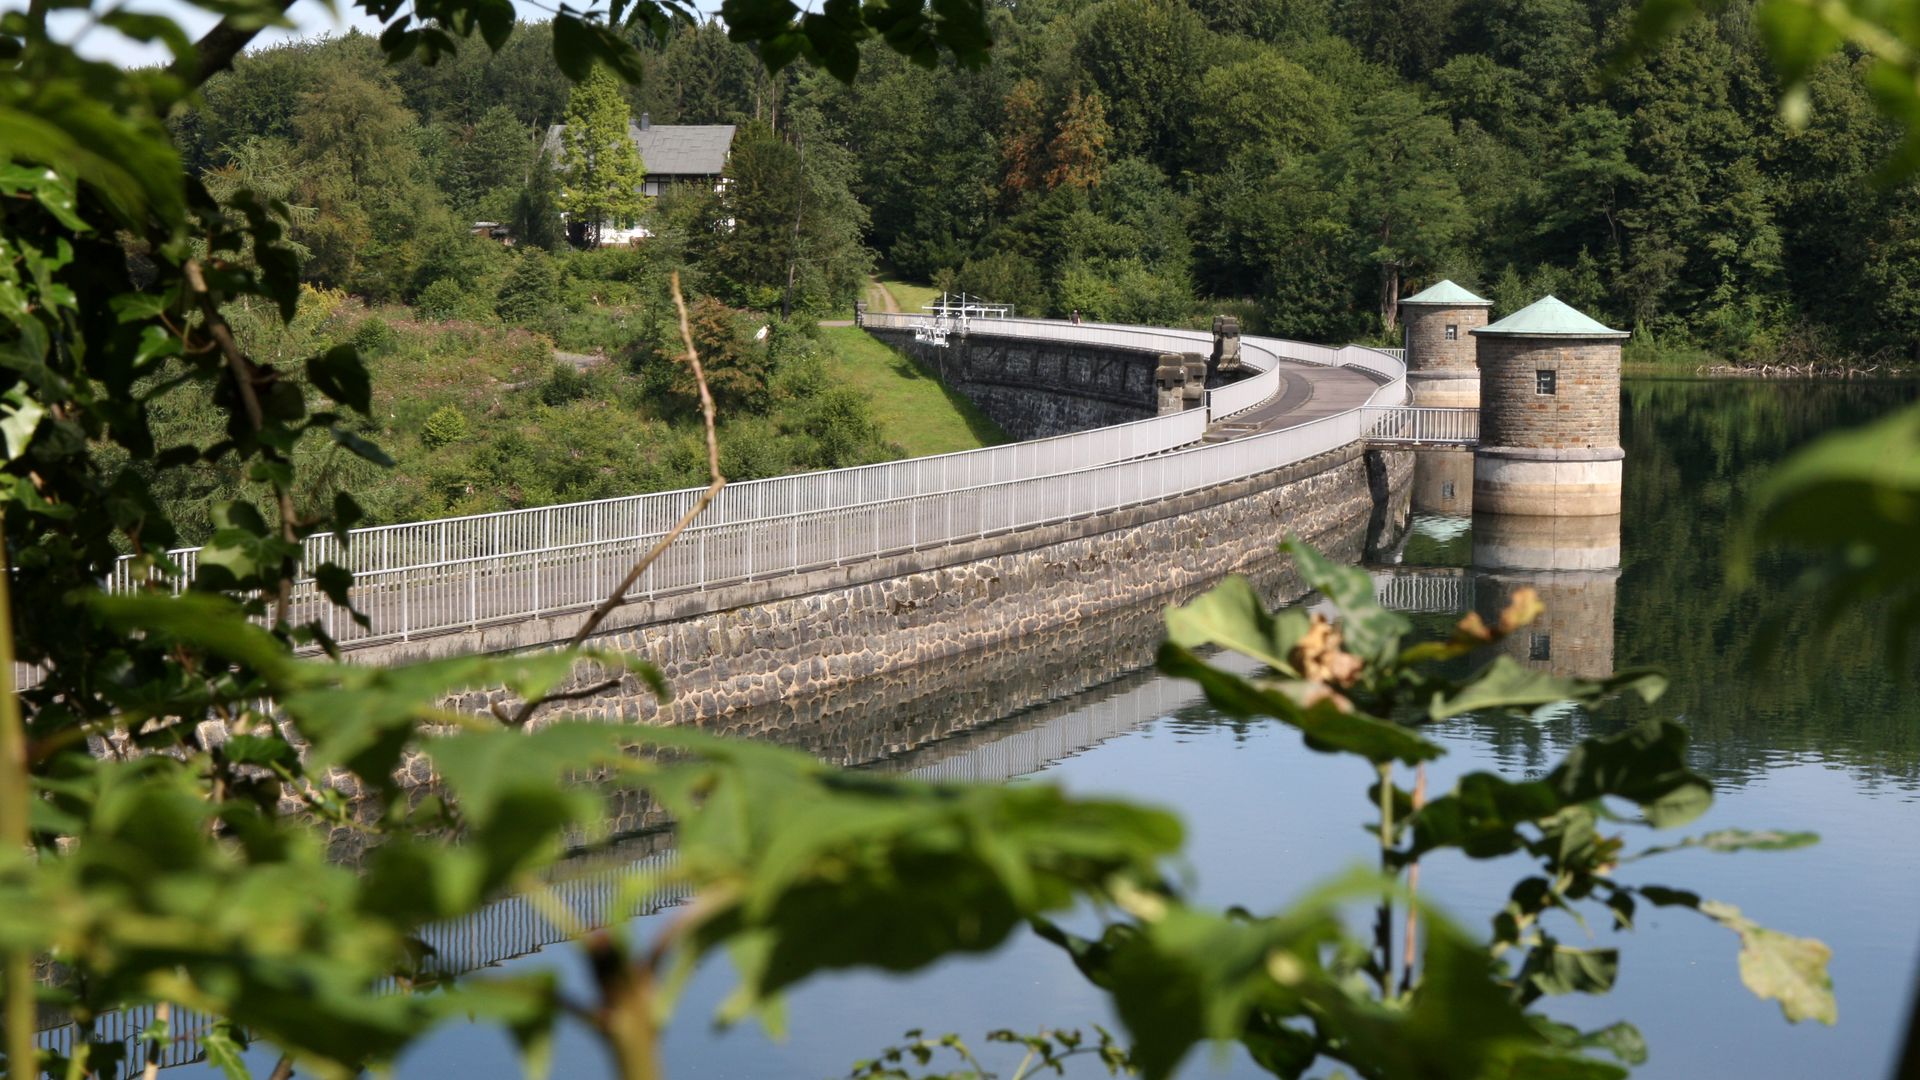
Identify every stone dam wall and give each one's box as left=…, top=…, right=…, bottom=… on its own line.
left=468, top=445, right=1413, bottom=729
left=865, top=326, right=1163, bottom=439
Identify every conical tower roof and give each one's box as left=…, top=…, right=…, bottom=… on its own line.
left=1401, top=279, right=1492, bottom=306
left=1473, top=295, right=1627, bottom=338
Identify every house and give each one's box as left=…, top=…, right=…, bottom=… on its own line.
left=541, top=113, right=736, bottom=246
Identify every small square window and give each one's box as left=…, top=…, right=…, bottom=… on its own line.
left=1444, top=324, right=1458, bottom=341
left=1441, top=481, right=1455, bottom=499
left=1529, top=632, right=1552, bottom=661
left=1536, top=369, right=1557, bottom=395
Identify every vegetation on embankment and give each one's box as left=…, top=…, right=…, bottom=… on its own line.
left=135, top=270, right=931, bottom=546
left=818, top=327, right=1008, bottom=457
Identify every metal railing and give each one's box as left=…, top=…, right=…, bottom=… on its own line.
left=81, top=317, right=1404, bottom=650
left=1360, top=406, right=1480, bottom=444
left=1372, top=569, right=1475, bottom=614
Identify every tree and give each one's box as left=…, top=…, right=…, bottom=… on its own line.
left=1325, top=89, right=1470, bottom=332
left=495, top=248, right=564, bottom=324
left=558, top=67, right=648, bottom=247
left=449, top=104, right=534, bottom=217
left=1045, top=86, right=1111, bottom=191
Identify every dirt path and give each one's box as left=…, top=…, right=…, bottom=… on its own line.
left=821, top=277, right=900, bottom=327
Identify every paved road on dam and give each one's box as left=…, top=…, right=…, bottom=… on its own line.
left=1211, top=361, right=1385, bottom=440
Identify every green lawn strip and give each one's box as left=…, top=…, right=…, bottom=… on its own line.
left=818, top=326, right=1008, bottom=457
left=878, top=278, right=942, bottom=315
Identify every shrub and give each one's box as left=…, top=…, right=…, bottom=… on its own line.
left=539, top=363, right=592, bottom=406
left=351, top=316, right=397, bottom=355
left=416, top=278, right=473, bottom=322
left=496, top=248, right=564, bottom=326
left=421, top=404, right=471, bottom=448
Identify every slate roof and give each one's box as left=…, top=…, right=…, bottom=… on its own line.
left=1473, top=295, right=1628, bottom=338
left=541, top=120, right=736, bottom=178
left=1400, top=279, right=1492, bottom=306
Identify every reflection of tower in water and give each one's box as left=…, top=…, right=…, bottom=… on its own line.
left=1411, top=447, right=1474, bottom=516
left=1471, top=512, right=1621, bottom=680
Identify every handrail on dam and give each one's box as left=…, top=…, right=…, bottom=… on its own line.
left=89, top=317, right=1411, bottom=650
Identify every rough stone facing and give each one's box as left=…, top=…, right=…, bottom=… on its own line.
left=1474, top=336, right=1620, bottom=452
left=479, top=443, right=1403, bottom=730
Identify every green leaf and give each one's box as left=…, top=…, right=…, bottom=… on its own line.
left=1545, top=720, right=1712, bottom=828
left=1163, top=574, right=1305, bottom=672
left=305, top=344, right=372, bottom=414
left=1281, top=536, right=1409, bottom=661
left=1158, top=643, right=1442, bottom=764
left=1630, top=828, right=1819, bottom=861
left=201, top=1022, right=252, bottom=1080
left=1427, top=658, right=1667, bottom=722
left=1698, top=901, right=1837, bottom=1025
left=424, top=722, right=633, bottom=829
left=1521, top=943, right=1619, bottom=997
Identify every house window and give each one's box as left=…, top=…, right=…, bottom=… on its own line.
left=1529, top=632, right=1552, bottom=661
left=1441, top=481, right=1455, bottom=499
left=1444, top=324, right=1458, bottom=341
left=1536, top=369, right=1557, bottom=395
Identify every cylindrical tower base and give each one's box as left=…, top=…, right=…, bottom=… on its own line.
left=1406, top=371, right=1480, bottom=409
left=1473, top=448, right=1621, bottom=517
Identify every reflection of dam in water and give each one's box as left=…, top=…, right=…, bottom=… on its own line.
left=55, top=494, right=1626, bottom=1075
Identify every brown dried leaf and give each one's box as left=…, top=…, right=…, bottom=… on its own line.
left=1497, top=587, right=1546, bottom=636
left=1289, top=614, right=1364, bottom=688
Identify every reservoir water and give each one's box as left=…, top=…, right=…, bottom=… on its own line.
left=198, top=378, right=1920, bottom=1079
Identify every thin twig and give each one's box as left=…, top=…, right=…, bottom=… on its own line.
left=1374, top=761, right=1395, bottom=998
left=183, top=260, right=299, bottom=625
left=267, top=1051, right=295, bottom=1080
left=507, top=271, right=725, bottom=726
left=1399, top=762, right=1428, bottom=995
left=139, top=1001, right=171, bottom=1080
left=0, top=513, right=36, bottom=1080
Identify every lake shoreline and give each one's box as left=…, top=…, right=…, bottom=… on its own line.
left=1622, top=361, right=1919, bottom=380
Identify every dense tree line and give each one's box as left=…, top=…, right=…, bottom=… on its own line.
left=177, top=1, right=1920, bottom=361
left=804, top=0, right=1916, bottom=359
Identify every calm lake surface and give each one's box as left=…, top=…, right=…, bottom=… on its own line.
left=206, top=379, right=1920, bottom=1079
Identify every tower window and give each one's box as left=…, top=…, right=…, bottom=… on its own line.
left=1536, top=369, right=1557, bottom=395
left=1529, top=632, right=1552, bottom=661
left=1444, top=324, right=1458, bottom=340
left=1441, top=481, right=1455, bottom=499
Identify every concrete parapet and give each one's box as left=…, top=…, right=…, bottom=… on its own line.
left=1182, top=352, right=1207, bottom=409
left=1156, top=352, right=1188, bottom=414
left=1212, top=315, right=1243, bottom=374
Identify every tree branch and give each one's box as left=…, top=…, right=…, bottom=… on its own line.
left=183, top=260, right=300, bottom=624
left=171, top=0, right=301, bottom=88
left=506, top=271, right=725, bottom=726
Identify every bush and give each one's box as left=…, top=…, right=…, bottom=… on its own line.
left=789, top=386, right=890, bottom=469
left=421, top=404, right=471, bottom=448
left=496, top=248, right=564, bottom=326
left=351, top=316, right=397, bottom=355
left=416, top=278, right=475, bottom=322
left=539, top=363, right=592, bottom=406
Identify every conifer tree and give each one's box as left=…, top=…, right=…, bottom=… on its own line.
left=558, top=67, right=647, bottom=247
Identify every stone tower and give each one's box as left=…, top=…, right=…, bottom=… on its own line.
left=1400, top=279, right=1493, bottom=408
left=1470, top=296, right=1627, bottom=517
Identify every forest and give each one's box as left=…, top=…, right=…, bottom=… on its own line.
left=179, top=0, right=1920, bottom=370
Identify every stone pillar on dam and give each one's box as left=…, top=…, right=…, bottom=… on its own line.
left=1471, top=512, right=1621, bottom=680
left=1401, top=279, right=1492, bottom=408
left=1470, top=295, right=1627, bottom=517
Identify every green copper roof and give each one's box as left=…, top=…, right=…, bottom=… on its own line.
left=1400, top=279, right=1492, bottom=306
left=1473, top=295, right=1628, bottom=338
